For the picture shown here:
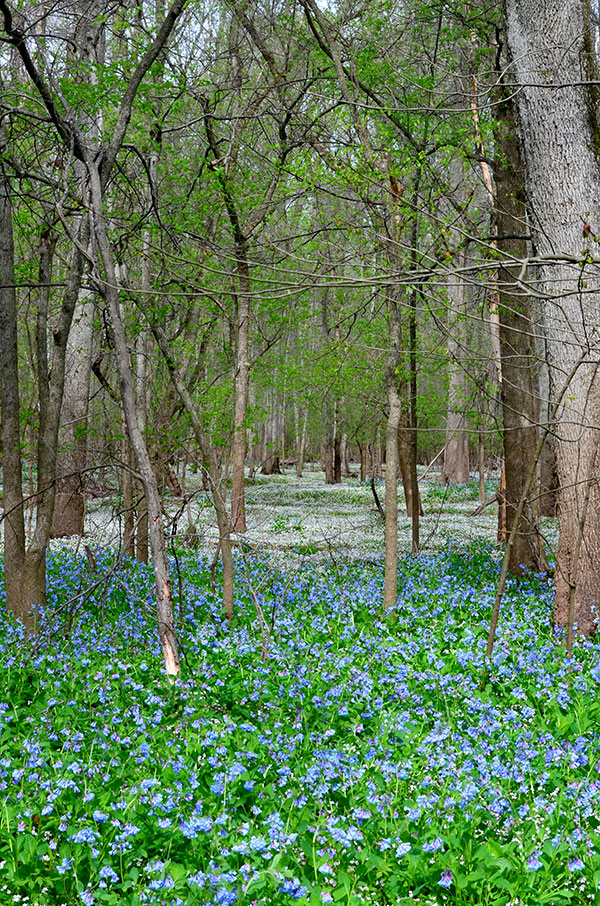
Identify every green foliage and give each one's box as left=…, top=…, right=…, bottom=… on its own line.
left=1, top=540, right=599, bottom=904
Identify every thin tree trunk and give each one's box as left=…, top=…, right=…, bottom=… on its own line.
left=442, top=250, right=471, bottom=485
left=478, top=431, right=486, bottom=506
left=149, top=322, right=236, bottom=622
left=383, top=302, right=402, bottom=613
left=88, top=163, right=180, bottom=676
left=230, top=242, right=250, bottom=532
left=359, top=442, right=367, bottom=483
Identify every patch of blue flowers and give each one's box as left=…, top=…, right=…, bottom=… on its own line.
left=1, top=541, right=600, bottom=904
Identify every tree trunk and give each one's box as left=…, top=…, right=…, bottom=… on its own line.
left=505, top=0, right=600, bottom=633
left=51, top=0, right=105, bottom=539
left=478, top=431, right=486, bottom=506
left=536, top=317, right=559, bottom=516
left=0, top=131, right=27, bottom=625
left=51, top=287, right=94, bottom=538
left=494, top=83, right=547, bottom=575
left=149, top=321, right=236, bottom=622
left=121, top=430, right=135, bottom=559
left=341, top=432, right=351, bottom=477
left=399, top=422, right=423, bottom=519
left=230, top=242, right=251, bottom=532
left=442, top=250, right=471, bottom=485
left=359, top=442, right=367, bottom=482
left=261, top=392, right=281, bottom=474
left=295, top=404, right=308, bottom=478
left=88, top=163, right=180, bottom=675
left=383, top=307, right=402, bottom=613
left=323, top=400, right=335, bottom=483
left=334, top=426, right=342, bottom=483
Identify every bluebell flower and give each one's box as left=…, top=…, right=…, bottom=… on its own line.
left=70, top=827, right=99, bottom=845
left=423, top=837, right=444, bottom=852
left=439, top=870, right=453, bottom=888
left=149, top=876, right=174, bottom=890
left=526, top=852, right=543, bottom=870
left=180, top=815, right=213, bottom=838
left=97, top=864, right=119, bottom=888
left=279, top=878, right=308, bottom=899
left=214, top=888, right=237, bottom=904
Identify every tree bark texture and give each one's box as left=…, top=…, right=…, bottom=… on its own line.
left=494, top=86, right=547, bottom=575
left=51, top=288, right=94, bottom=537
left=505, top=0, right=600, bottom=633
left=0, top=132, right=27, bottom=625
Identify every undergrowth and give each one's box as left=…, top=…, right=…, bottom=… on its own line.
left=1, top=542, right=599, bottom=905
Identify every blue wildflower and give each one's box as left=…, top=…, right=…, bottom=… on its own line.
left=439, top=870, right=453, bottom=888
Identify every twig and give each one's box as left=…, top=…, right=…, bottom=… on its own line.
left=370, top=477, right=385, bottom=521
left=469, top=494, right=499, bottom=517
left=418, top=445, right=447, bottom=482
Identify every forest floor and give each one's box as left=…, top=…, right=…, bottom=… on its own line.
left=4, top=471, right=600, bottom=906
left=79, top=464, right=558, bottom=568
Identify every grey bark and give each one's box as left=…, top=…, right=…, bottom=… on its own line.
left=494, top=82, right=547, bottom=575
left=504, top=0, right=600, bottom=633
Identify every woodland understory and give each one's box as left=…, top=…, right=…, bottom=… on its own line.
left=2, top=469, right=600, bottom=906
left=3, top=0, right=600, bottom=901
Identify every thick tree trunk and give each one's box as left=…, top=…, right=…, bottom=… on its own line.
left=51, top=288, right=94, bottom=538
left=334, top=426, right=342, bottom=483
left=505, top=0, right=600, bottom=633
left=0, top=139, right=27, bottom=625
left=494, top=84, right=547, bottom=575
left=2, top=116, right=87, bottom=628
left=52, top=1, right=105, bottom=539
